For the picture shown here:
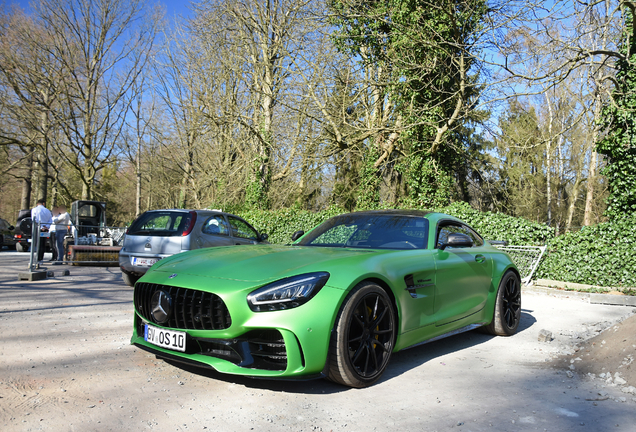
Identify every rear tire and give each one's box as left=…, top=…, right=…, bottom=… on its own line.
left=483, top=270, right=521, bottom=336
left=122, top=272, right=141, bottom=287
left=327, top=282, right=396, bottom=388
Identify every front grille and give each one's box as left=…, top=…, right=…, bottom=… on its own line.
left=135, top=282, right=231, bottom=330
left=197, top=330, right=287, bottom=370
left=247, top=330, right=287, bottom=368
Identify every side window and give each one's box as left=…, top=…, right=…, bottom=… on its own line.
left=228, top=216, right=258, bottom=240
left=202, top=216, right=230, bottom=236
left=464, top=226, right=484, bottom=246
left=436, top=223, right=483, bottom=248
left=436, top=224, right=465, bottom=249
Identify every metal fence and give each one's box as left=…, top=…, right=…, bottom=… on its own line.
left=494, top=245, right=547, bottom=285
left=30, top=222, right=126, bottom=267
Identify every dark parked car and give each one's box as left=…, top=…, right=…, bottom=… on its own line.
left=12, top=209, right=32, bottom=252
left=1, top=217, right=16, bottom=250
left=119, top=209, right=268, bottom=286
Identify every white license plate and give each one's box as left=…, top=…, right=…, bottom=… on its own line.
left=132, top=257, right=158, bottom=267
left=144, top=324, right=186, bottom=352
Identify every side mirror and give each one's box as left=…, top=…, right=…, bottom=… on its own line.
left=440, top=233, right=473, bottom=250
left=259, top=233, right=269, bottom=242
left=291, top=230, right=304, bottom=242
left=8, top=225, right=14, bottom=231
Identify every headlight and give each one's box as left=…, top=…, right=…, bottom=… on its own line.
left=247, top=272, right=330, bottom=312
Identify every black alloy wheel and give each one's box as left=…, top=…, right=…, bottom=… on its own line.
left=328, top=282, right=396, bottom=388
left=502, top=273, right=521, bottom=329
left=483, top=270, right=521, bottom=336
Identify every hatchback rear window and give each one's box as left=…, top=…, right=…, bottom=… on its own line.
left=127, top=211, right=192, bottom=237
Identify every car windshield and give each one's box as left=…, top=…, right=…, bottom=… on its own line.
left=297, top=213, right=429, bottom=249
left=127, top=211, right=191, bottom=237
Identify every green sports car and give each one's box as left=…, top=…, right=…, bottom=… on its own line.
left=131, top=210, right=521, bottom=388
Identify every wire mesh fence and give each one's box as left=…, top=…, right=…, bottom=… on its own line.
left=494, top=245, right=547, bottom=285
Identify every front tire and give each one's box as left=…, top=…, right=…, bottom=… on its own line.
left=327, top=282, right=396, bottom=388
left=483, top=270, right=521, bottom=336
left=122, top=272, right=141, bottom=287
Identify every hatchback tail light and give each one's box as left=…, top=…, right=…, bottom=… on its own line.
left=182, top=211, right=197, bottom=236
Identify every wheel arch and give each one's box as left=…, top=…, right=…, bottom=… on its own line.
left=505, top=265, right=521, bottom=286
left=343, top=276, right=401, bottom=338
left=325, top=276, right=399, bottom=387
left=484, top=265, right=521, bottom=326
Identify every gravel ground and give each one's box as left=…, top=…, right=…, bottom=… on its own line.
left=1, top=249, right=635, bottom=432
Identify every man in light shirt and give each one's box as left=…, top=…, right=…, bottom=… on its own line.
left=52, top=204, right=71, bottom=263
left=31, top=199, right=53, bottom=262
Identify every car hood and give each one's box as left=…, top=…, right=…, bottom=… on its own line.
left=149, top=244, right=377, bottom=283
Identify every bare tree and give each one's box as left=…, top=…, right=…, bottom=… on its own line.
left=0, top=6, right=64, bottom=205
left=185, top=0, right=329, bottom=208
left=484, top=1, right=623, bottom=225
left=123, top=76, right=157, bottom=216
left=35, top=0, right=160, bottom=200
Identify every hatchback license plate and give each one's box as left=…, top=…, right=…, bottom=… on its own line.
left=144, top=324, right=186, bottom=352
left=133, top=257, right=157, bottom=267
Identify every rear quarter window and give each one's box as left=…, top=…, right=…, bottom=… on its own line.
left=128, top=212, right=190, bottom=237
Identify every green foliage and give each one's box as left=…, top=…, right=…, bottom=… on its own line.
left=495, top=100, right=547, bottom=219
left=236, top=206, right=346, bottom=245
left=597, top=50, right=636, bottom=218
left=595, top=9, right=636, bottom=220
left=399, top=152, right=453, bottom=209
left=535, top=216, right=636, bottom=288
left=355, top=147, right=381, bottom=210
left=440, top=202, right=555, bottom=245
left=245, top=156, right=270, bottom=210
left=328, top=0, right=488, bottom=207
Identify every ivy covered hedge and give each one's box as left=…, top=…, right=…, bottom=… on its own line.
left=237, top=201, right=554, bottom=247
left=440, top=202, right=555, bottom=246
left=237, top=207, right=346, bottom=245
left=535, top=216, right=636, bottom=288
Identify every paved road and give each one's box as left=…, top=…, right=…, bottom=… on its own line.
left=0, top=250, right=634, bottom=431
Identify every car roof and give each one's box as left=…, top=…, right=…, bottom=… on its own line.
left=142, top=209, right=227, bottom=215
left=345, top=209, right=433, bottom=217
left=335, top=209, right=465, bottom=225
left=138, top=209, right=251, bottom=221
left=340, top=209, right=465, bottom=220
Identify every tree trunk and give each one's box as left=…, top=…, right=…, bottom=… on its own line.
left=583, top=150, right=598, bottom=226
left=20, top=152, right=33, bottom=209
left=545, top=93, right=554, bottom=227
left=136, top=108, right=142, bottom=216
left=566, top=176, right=583, bottom=231
left=34, top=147, right=48, bottom=203
left=584, top=88, right=603, bottom=226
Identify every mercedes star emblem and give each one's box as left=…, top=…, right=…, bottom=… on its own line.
left=150, top=290, right=172, bottom=324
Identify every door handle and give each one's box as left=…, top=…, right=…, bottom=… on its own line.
left=475, top=254, right=486, bottom=264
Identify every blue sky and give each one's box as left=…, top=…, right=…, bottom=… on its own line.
left=9, top=0, right=193, bottom=22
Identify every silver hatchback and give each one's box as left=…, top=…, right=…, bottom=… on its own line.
left=118, top=209, right=268, bottom=286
